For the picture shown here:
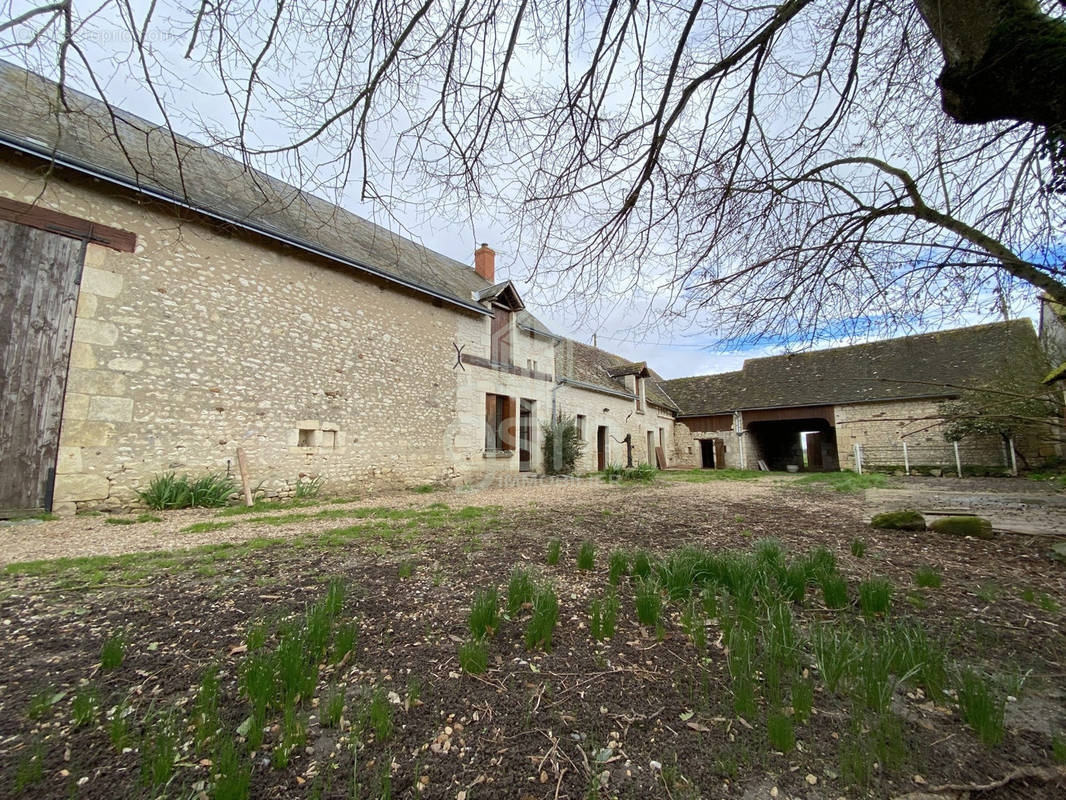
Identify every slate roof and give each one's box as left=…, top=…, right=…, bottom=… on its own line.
left=0, top=61, right=497, bottom=314
left=557, top=339, right=679, bottom=412
left=661, top=320, right=1048, bottom=416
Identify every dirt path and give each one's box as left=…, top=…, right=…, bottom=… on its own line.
left=0, top=476, right=785, bottom=567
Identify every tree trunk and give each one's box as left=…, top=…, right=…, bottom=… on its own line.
left=914, top=0, right=1066, bottom=131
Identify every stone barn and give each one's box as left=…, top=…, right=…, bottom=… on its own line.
left=663, top=321, right=1057, bottom=474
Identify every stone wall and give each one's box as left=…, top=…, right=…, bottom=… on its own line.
left=672, top=420, right=757, bottom=470
left=554, top=384, right=676, bottom=474
left=1, top=156, right=533, bottom=511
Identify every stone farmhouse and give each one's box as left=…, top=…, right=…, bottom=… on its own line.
left=0, top=62, right=1057, bottom=515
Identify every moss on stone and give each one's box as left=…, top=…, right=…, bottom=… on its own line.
left=929, top=516, right=995, bottom=540
left=870, top=510, right=926, bottom=531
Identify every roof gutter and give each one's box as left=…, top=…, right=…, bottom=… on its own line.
left=520, top=322, right=562, bottom=341
left=0, top=131, right=491, bottom=317
left=557, top=377, right=636, bottom=401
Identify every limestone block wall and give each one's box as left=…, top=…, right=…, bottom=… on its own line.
left=672, top=420, right=756, bottom=470
left=834, top=398, right=1008, bottom=472
left=0, top=158, right=489, bottom=511
left=554, top=383, right=675, bottom=473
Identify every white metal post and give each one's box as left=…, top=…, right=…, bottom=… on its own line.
left=1008, top=437, right=1018, bottom=476
left=853, top=443, right=863, bottom=474
left=953, top=441, right=962, bottom=478
left=902, top=441, right=910, bottom=476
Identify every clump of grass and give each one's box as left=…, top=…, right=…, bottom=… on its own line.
left=589, top=589, right=619, bottom=641
left=602, top=463, right=657, bottom=482
left=792, top=678, right=814, bottom=724
left=975, top=581, right=1001, bottom=603
left=26, top=688, right=62, bottom=720
left=100, top=631, right=126, bottom=670
left=796, top=471, right=886, bottom=492
left=1052, top=732, right=1066, bottom=765
left=806, top=546, right=838, bottom=581
left=870, top=510, right=926, bottom=530
left=631, top=550, right=653, bottom=579
left=333, top=622, right=359, bottom=664
left=410, top=483, right=439, bottom=494
left=780, top=561, right=807, bottom=603
left=368, top=686, right=394, bottom=741
left=858, top=577, right=893, bottom=617
left=577, top=540, right=595, bottom=570
left=397, top=560, right=415, bottom=579
left=294, top=475, right=324, bottom=499
left=850, top=538, right=867, bottom=558
left=915, top=565, right=942, bottom=588
left=811, top=623, right=860, bottom=693
left=821, top=574, right=849, bottom=609
left=181, top=520, right=236, bottom=533
left=930, top=515, right=994, bottom=539
left=140, top=712, right=178, bottom=787
left=138, top=471, right=237, bottom=510
left=71, top=687, right=99, bottom=728
left=725, top=624, right=757, bottom=716
left=108, top=699, right=133, bottom=751
left=634, top=577, right=663, bottom=626
left=469, top=587, right=499, bottom=638
left=193, top=664, right=221, bottom=744
left=106, top=513, right=163, bottom=525
left=546, top=539, right=561, bottom=565
left=525, top=586, right=560, bottom=651
left=213, top=738, right=252, bottom=800
left=321, top=685, right=345, bottom=727
left=607, top=550, right=629, bottom=585
left=954, top=667, right=1006, bottom=747
left=13, top=742, right=45, bottom=791
left=767, top=710, right=795, bottom=752
left=458, top=638, right=489, bottom=674
left=889, top=624, right=947, bottom=703
left=507, top=567, right=535, bottom=616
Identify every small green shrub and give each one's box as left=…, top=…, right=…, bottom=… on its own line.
left=589, top=589, right=619, bottom=641
left=603, top=463, right=657, bottom=482
left=930, top=515, right=994, bottom=539
left=546, top=539, right=561, bottom=565
left=850, top=538, right=867, bottom=558
left=914, top=565, right=942, bottom=588
left=577, top=540, right=596, bottom=570
left=138, top=471, right=237, bottom=510
left=507, top=567, right=535, bottom=616
left=469, top=588, right=500, bottom=638
left=858, top=578, right=893, bottom=617
left=607, top=550, right=629, bottom=585
left=525, top=586, right=560, bottom=651
left=954, top=667, right=1005, bottom=747
left=821, top=574, right=849, bottom=609
left=458, top=638, right=488, bottom=674
left=542, top=414, right=585, bottom=475
left=100, top=632, right=126, bottom=670
left=634, top=577, right=663, bottom=626
left=870, top=510, right=926, bottom=530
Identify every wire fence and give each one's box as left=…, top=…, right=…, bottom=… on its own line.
left=853, top=439, right=1016, bottom=477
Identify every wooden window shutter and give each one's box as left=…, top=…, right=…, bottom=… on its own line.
left=485, top=393, right=497, bottom=449
left=503, top=396, right=517, bottom=450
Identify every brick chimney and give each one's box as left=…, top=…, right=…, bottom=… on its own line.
left=474, top=242, right=495, bottom=283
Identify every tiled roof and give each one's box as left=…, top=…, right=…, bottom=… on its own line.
left=0, top=61, right=496, bottom=314
left=557, top=339, right=678, bottom=412
left=661, top=320, right=1048, bottom=416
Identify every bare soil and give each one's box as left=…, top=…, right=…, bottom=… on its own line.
left=1, top=478, right=1064, bottom=800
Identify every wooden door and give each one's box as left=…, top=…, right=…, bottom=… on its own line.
left=805, top=432, right=824, bottom=470
left=596, top=426, right=607, bottom=471
left=0, top=221, right=86, bottom=515
left=519, top=399, right=532, bottom=472
left=714, top=439, right=727, bottom=469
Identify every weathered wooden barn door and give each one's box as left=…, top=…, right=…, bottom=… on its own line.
left=714, top=439, right=726, bottom=469
left=0, top=221, right=85, bottom=515
left=805, top=432, right=824, bottom=470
